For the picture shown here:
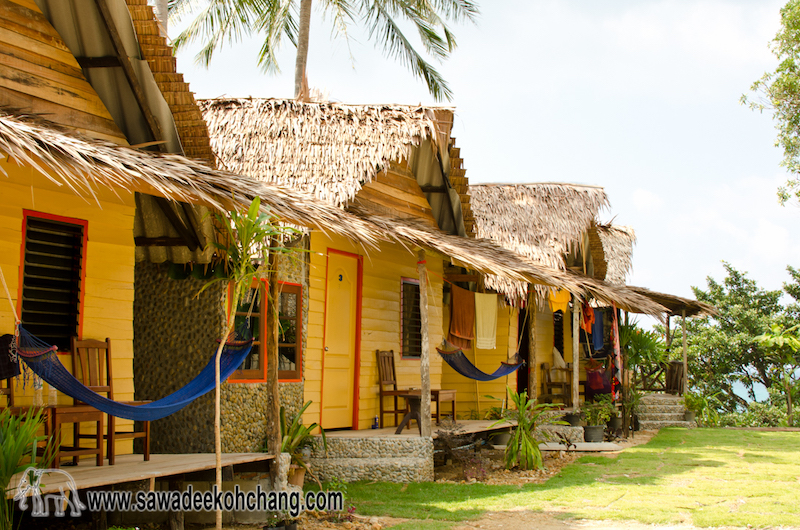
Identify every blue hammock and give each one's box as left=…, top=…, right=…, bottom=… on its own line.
left=436, top=340, right=524, bottom=381
left=15, top=326, right=253, bottom=421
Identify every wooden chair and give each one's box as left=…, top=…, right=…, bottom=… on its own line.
left=73, top=337, right=150, bottom=465
left=540, top=362, right=572, bottom=407
left=376, top=349, right=457, bottom=428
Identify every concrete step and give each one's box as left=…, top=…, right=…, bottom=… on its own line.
left=640, top=393, right=684, bottom=405
left=637, top=412, right=687, bottom=422
left=638, top=403, right=686, bottom=415
left=638, top=420, right=696, bottom=430
left=310, top=435, right=431, bottom=459
left=309, top=456, right=433, bottom=483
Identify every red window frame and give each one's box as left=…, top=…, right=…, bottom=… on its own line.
left=18, top=210, right=88, bottom=354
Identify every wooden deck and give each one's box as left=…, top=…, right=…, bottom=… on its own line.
left=7, top=453, right=275, bottom=498
left=324, top=419, right=516, bottom=439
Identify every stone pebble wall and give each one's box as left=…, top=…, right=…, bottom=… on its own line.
left=308, top=436, right=434, bottom=482
left=221, top=240, right=309, bottom=452
left=134, top=261, right=224, bottom=453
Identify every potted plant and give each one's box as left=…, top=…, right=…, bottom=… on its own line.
left=274, top=400, right=327, bottom=487
left=683, top=391, right=701, bottom=422
left=582, top=397, right=616, bottom=442
left=562, top=409, right=581, bottom=426
left=491, top=387, right=563, bottom=470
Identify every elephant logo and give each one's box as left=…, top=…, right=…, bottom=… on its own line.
left=13, top=467, right=86, bottom=517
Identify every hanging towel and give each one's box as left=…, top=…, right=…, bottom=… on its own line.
left=548, top=289, right=570, bottom=313
left=592, top=308, right=605, bottom=351
left=474, top=292, right=497, bottom=350
left=449, top=285, right=475, bottom=350
left=580, top=302, right=595, bottom=332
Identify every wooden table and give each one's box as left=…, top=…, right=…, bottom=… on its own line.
left=394, top=389, right=457, bottom=434
left=395, top=393, right=422, bottom=435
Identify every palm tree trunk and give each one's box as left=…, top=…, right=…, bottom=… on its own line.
left=266, top=243, right=282, bottom=485
left=294, top=0, right=313, bottom=99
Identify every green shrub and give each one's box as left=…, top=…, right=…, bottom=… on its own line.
left=719, top=401, right=791, bottom=427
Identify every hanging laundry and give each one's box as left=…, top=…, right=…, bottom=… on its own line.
left=448, top=284, right=475, bottom=350
left=548, top=289, right=570, bottom=313
left=580, top=301, right=595, bottom=332
left=591, top=308, right=605, bottom=351
left=474, top=292, right=498, bottom=350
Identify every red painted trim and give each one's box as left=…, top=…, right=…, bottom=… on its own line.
left=228, top=279, right=268, bottom=383
left=279, top=379, right=302, bottom=383
left=19, top=210, right=89, bottom=353
left=277, top=281, right=303, bottom=381
left=319, top=251, right=329, bottom=427
left=320, top=248, right=363, bottom=430
left=399, top=277, right=421, bottom=361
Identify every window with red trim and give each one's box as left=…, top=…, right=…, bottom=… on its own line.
left=401, top=278, right=422, bottom=359
left=229, top=281, right=303, bottom=382
left=277, top=283, right=302, bottom=380
left=20, top=212, right=86, bottom=352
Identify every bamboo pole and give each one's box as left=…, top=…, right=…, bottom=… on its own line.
left=682, top=309, right=688, bottom=396
left=572, top=295, right=580, bottom=410
left=417, top=250, right=432, bottom=438
left=266, top=245, right=282, bottom=483
left=528, top=289, right=537, bottom=400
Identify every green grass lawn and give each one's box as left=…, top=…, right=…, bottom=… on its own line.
left=341, top=428, right=800, bottom=528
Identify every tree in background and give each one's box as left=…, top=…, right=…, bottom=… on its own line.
left=744, top=0, right=800, bottom=203
left=756, top=324, right=800, bottom=426
left=674, top=262, right=800, bottom=413
left=169, top=0, right=479, bottom=101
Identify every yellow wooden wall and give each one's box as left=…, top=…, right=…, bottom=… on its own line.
left=440, top=302, right=519, bottom=418
left=303, top=231, right=445, bottom=430
left=0, top=157, right=136, bottom=454
left=531, top=304, right=586, bottom=406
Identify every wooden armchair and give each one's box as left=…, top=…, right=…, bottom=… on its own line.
left=539, top=362, right=572, bottom=407
left=376, top=349, right=456, bottom=428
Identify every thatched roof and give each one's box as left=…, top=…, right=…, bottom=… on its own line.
left=0, top=111, right=381, bottom=247
left=469, top=182, right=609, bottom=301
left=592, top=223, right=636, bottom=285
left=199, top=98, right=453, bottom=208
left=627, top=287, right=717, bottom=318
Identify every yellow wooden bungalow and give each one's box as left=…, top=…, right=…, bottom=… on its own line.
left=468, top=183, right=665, bottom=412
left=0, top=0, right=389, bottom=482
left=198, top=99, right=667, bottom=481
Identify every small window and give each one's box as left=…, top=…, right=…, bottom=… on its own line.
left=230, top=281, right=266, bottom=382
left=278, top=283, right=302, bottom=381
left=229, top=280, right=303, bottom=382
left=401, top=279, right=422, bottom=359
left=20, top=212, right=86, bottom=352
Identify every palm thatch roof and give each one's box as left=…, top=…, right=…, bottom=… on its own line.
left=0, top=110, right=382, bottom=247
left=469, top=182, right=609, bottom=301
left=627, top=287, right=716, bottom=318
left=590, top=223, right=636, bottom=285
left=199, top=98, right=453, bottom=208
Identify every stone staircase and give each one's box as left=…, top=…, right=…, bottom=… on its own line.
left=638, top=393, right=696, bottom=430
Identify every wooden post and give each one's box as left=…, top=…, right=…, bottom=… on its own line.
left=681, top=309, right=688, bottom=396
left=417, top=250, right=432, bottom=438
left=266, top=243, right=282, bottom=481
left=528, top=289, right=537, bottom=400
left=572, top=295, right=580, bottom=410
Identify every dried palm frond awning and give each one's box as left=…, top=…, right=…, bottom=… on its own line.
left=353, top=210, right=667, bottom=318
left=200, top=98, right=453, bottom=208
left=627, top=287, right=716, bottom=317
left=0, top=111, right=382, bottom=247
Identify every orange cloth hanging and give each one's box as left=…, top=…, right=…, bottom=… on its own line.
left=449, top=285, right=475, bottom=350
left=580, top=302, right=595, bottom=332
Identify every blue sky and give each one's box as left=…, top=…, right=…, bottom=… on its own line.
left=170, top=0, right=800, bottom=306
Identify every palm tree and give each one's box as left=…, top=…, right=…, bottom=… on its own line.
left=168, top=0, right=479, bottom=101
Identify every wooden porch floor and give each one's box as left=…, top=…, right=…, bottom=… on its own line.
left=7, top=453, right=275, bottom=498
left=324, top=419, right=516, bottom=439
